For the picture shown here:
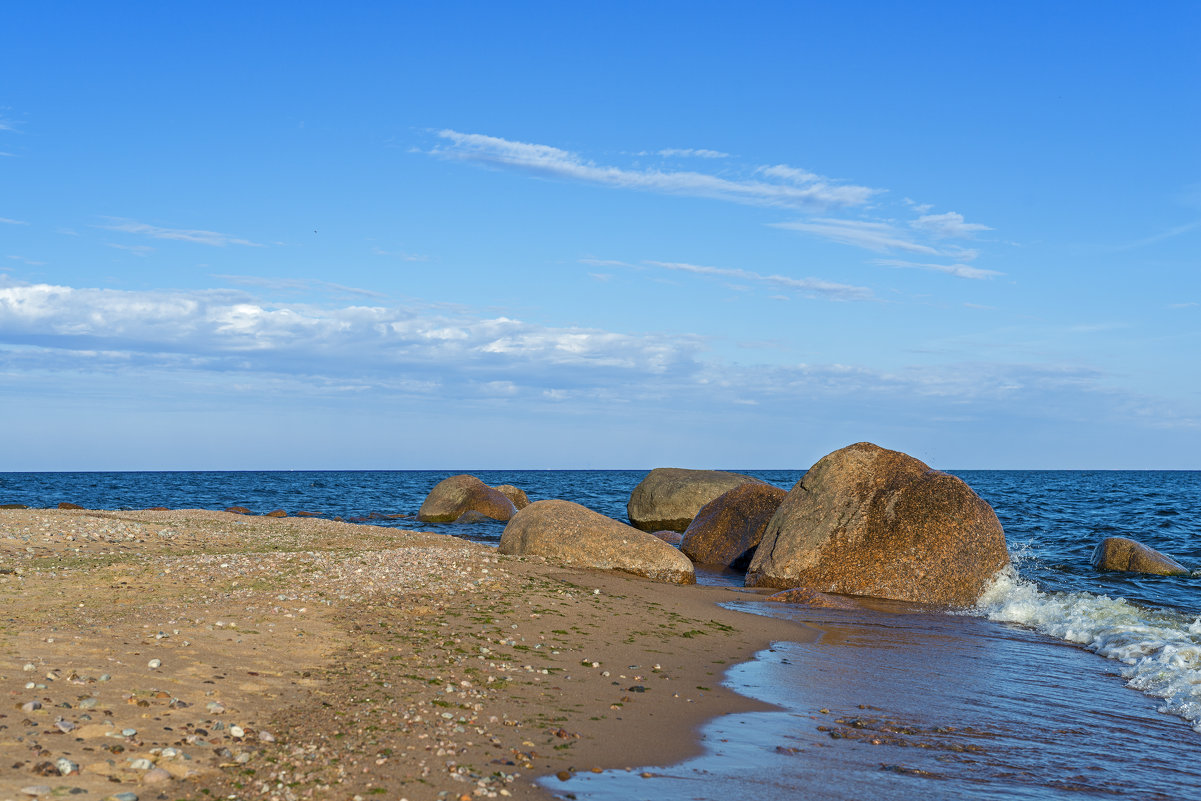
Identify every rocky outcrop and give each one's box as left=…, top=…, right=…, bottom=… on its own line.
left=1091, top=536, right=1188, bottom=575
left=650, top=530, right=684, bottom=546
left=417, top=475, right=517, bottom=523
left=265, top=509, right=288, bottom=518
left=746, top=442, right=1009, bottom=606
left=57, top=502, right=84, bottom=510
left=499, top=499, right=695, bottom=584
left=627, top=468, right=765, bottom=532
left=1, top=503, right=29, bottom=509
left=494, top=485, right=530, bottom=510
left=225, top=506, right=251, bottom=514
left=680, top=482, right=787, bottom=570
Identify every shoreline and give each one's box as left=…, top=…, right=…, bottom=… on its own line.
left=0, top=508, right=813, bottom=801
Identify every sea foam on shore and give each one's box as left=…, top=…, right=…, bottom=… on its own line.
left=973, top=565, right=1201, bottom=733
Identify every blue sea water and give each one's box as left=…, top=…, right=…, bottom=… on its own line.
left=3, top=468, right=1200, bottom=797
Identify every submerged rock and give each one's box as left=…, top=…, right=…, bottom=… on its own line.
left=1091, top=536, right=1188, bottom=575
left=627, top=468, right=765, bottom=532
left=417, top=474, right=517, bottom=523
left=650, top=530, right=684, bottom=546
left=746, top=442, right=1009, bottom=606
left=680, top=482, right=787, bottom=570
left=499, top=499, right=695, bottom=584
left=765, top=587, right=860, bottom=609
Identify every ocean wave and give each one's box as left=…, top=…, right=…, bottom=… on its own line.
left=974, top=566, right=1201, bottom=733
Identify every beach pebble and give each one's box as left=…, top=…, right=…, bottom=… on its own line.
left=105, top=794, right=138, bottom=801
left=128, top=757, right=154, bottom=770
left=55, top=757, right=80, bottom=775
left=22, top=663, right=36, bottom=671
left=229, top=724, right=245, bottom=738
left=258, top=730, right=276, bottom=742
left=143, top=767, right=172, bottom=784
left=147, top=658, right=161, bottom=669
left=79, top=697, right=98, bottom=709
left=206, top=701, right=225, bottom=713
left=55, top=718, right=75, bottom=733
left=20, top=786, right=52, bottom=797
left=121, top=727, right=137, bottom=737
left=21, top=700, right=42, bottom=712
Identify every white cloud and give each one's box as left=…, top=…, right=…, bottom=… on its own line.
left=431, top=130, right=878, bottom=209
left=658, top=148, right=730, bottom=159
left=97, top=217, right=263, bottom=247
left=0, top=217, right=29, bottom=226
left=910, top=212, right=993, bottom=238
left=0, top=282, right=701, bottom=386
left=874, top=258, right=1003, bottom=280
left=758, top=164, right=822, bottom=184
left=1169, top=301, right=1198, bottom=309
left=772, top=218, right=940, bottom=254
left=645, top=260, right=873, bottom=301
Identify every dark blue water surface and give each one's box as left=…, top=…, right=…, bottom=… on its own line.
left=1, top=468, right=1196, bottom=612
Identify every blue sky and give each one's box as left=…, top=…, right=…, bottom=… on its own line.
left=2, top=2, right=1198, bottom=470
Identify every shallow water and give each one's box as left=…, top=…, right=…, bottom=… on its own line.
left=553, top=601, right=1201, bottom=800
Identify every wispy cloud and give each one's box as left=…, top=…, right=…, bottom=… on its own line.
left=107, top=243, right=155, bottom=256
left=372, top=247, right=430, bottom=262
left=0, top=217, right=29, bottom=226
left=910, top=211, right=992, bottom=238
left=658, top=148, right=730, bottom=159
left=212, top=274, right=388, bottom=298
left=430, top=130, right=879, bottom=209
left=96, top=217, right=263, bottom=247
left=6, top=255, right=46, bottom=266
left=1168, top=301, right=1198, bottom=309
left=645, top=260, right=874, bottom=301
left=1120, top=219, right=1201, bottom=250
left=772, top=218, right=940, bottom=254
left=874, top=258, right=1003, bottom=280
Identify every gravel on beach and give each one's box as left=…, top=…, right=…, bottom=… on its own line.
left=0, top=509, right=801, bottom=801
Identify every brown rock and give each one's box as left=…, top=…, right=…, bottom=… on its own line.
left=627, top=468, right=765, bottom=532
left=746, top=442, right=1009, bottom=606
left=680, top=482, right=787, bottom=570
left=265, top=509, right=288, bottom=518
left=1091, top=536, right=1188, bottom=575
left=0, top=503, right=28, bottom=509
left=650, top=530, right=684, bottom=546
left=144, top=506, right=170, bottom=511
left=225, top=506, right=251, bottom=514
left=499, top=499, right=695, bottom=584
left=765, top=587, right=860, bottom=609
left=417, top=474, right=517, bottom=523
left=494, top=484, right=531, bottom=510
left=57, top=502, right=84, bottom=510
left=295, top=510, right=320, bottom=517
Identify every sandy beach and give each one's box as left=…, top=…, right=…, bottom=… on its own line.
left=0, top=508, right=808, bottom=801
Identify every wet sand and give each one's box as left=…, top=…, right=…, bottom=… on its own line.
left=564, top=602, right=1201, bottom=801
left=0, top=508, right=809, bottom=801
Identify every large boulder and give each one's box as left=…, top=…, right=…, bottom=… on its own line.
left=494, top=484, right=530, bottom=510
left=417, top=475, right=517, bottom=523
left=499, top=499, right=695, bottom=584
left=1091, top=537, right=1188, bottom=575
left=680, top=482, right=787, bottom=570
left=627, top=468, right=765, bottom=532
left=746, top=442, right=1009, bottom=606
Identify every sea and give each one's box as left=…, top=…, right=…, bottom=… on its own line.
left=2, top=469, right=1199, bottom=799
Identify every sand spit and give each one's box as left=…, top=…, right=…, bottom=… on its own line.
left=0, top=509, right=808, bottom=801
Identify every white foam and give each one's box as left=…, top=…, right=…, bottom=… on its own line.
left=974, top=566, right=1201, bottom=733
